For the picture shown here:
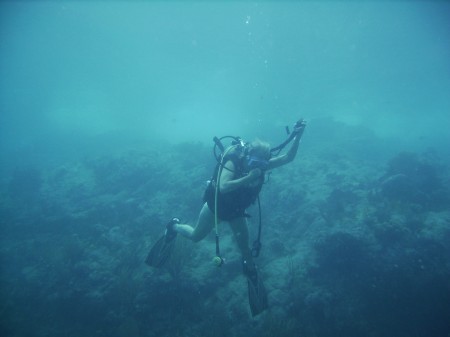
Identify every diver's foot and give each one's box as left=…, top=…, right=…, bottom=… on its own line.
left=164, top=217, right=180, bottom=243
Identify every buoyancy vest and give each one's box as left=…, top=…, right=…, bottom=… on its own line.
left=203, top=153, right=264, bottom=221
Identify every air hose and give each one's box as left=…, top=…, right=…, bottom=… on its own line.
left=212, top=144, right=236, bottom=267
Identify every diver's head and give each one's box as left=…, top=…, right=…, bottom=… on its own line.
left=245, top=139, right=271, bottom=171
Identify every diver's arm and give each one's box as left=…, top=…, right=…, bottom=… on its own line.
left=268, top=120, right=306, bottom=170
left=219, top=161, right=261, bottom=193
left=268, top=131, right=302, bottom=170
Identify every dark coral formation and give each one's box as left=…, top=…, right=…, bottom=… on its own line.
left=380, top=151, right=449, bottom=210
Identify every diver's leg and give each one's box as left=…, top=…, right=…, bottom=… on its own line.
left=174, top=203, right=215, bottom=242
left=230, top=217, right=267, bottom=315
left=229, top=217, right=254, bottom=268
left=229, top=217, right=262, bottom=289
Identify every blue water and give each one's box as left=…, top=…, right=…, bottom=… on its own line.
left=2, top=2, right=449, bottom=150
left=1, top=2, right=449, bottom=337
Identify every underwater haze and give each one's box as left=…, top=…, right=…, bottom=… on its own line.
left=1, top=1, right=450, bottom=337
left=1, top=1, right=450, bottom=154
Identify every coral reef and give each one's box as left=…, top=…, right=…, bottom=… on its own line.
left=1, top=126, right=449, bottom=337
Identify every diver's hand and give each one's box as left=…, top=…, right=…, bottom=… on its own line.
left=247, top=168, right=262, bottom=181
left=293, top=119, right=307, bottom=134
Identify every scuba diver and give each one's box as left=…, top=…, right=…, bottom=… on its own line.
left=146, top=119, right=307, bottom=316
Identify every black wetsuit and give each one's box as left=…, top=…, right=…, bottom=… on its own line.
left=203, top=153, right=264, bottom=221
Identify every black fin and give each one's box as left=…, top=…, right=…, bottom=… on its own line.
left=145, top=235, right=177, bottom=268
left=247, top=269, right=268, bottom=316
